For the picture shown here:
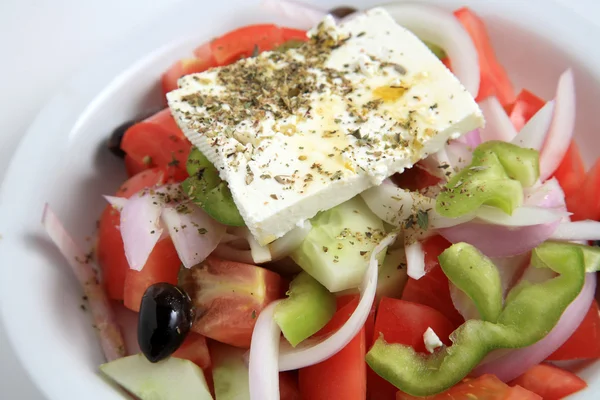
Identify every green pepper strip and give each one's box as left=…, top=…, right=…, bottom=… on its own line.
left=183, top=147, right=245, bottom=226
left=439, top=243, right=502, bottom=323
left=436, top=141, right=539, bottom=218
left=366, top=241, right=586, bottom=397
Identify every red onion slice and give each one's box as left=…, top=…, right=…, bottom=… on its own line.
left=463, top=130, right=482, bottom=148
left=269, top=221, right=312, bottom=261
left=361, top=183, right=476, bottom=229
left=230, top=227, right=272, bottom=264
left=161, top=204, right=226, bottom=269
left=445, top=141, right=473, bottom=172
left=42, top=204, right=126, bottom=361
left=439, top=221, right=560, bottom=258
left=120, top=190, right=166, bottom=270
left=550, top=220, right=600, bottom=241
left=473, top=272, right=596, bottom=382
left=103, top=195, right=127, bottom=211
left=478, top=96, right=518, bottom=142
left=449, top=283, right=480, bottom=321
left=524, top=178, right=565, bottom=209
left=278, top=233, right=397, bottom=371
left=475, top=206, right=568, bottom=227
left=381, top=3, right=480, bottom=96
left=492, top=253, right=531, bottom=296
left=249, top=300, right=282, bottom=400
left=511, top=100, right=555, bottom=151
left=539, top=70, right=576, bottom=181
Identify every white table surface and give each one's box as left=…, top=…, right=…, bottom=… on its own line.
left=1, top=0, right=598, bottom=398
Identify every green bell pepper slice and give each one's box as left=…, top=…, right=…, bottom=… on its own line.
left=182, top=147, right=245, bottom=226
left=366, top=241, right=589, bottom=397
left=436, top=141, right=539, bottom=218
left=438, top=242, right=503, bottom=323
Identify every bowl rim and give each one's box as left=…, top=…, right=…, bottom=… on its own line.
left=1, top=1, right=600, bottom=399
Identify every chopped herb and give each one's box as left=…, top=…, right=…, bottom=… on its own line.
left=198, top=228, right=208, bottom=235
left=417, top=210, right=429, bottom=230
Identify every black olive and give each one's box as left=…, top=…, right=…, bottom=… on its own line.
left=329, top=6, right=357, bottom=19
left=107, top=120, right=136, bottom=158
left=138, top=283, right=194, bottom=363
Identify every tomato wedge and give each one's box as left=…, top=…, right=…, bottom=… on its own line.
left=124, top=155, right=147, bottom=178
left=505, top=89, right=546, bottom=131
left=454, top=7, right=515, bottom=106
left=162, top=57, right=218, bottom=96
left=179, top=257, right=284, bottom=348
left=547, top=300, right=600, bottom=360
left=565, top=158, right=600, bottom=222
left=120, top=108, right=190, bottom=182
left=391, top=166, right=441, bottom=192
left=173, top=332, right=211, bottom=370
left=123, top=238, right=182, bottom=312
left=368, top=299, right=456, bottom=400
left=510, top=364, right=587, bottom=400
left=299, top=298, right=367, bottom=400
left=397, top=374, right=542, bottom=400
left=210, top=25, right=308, bottom=66
left=401, top=236, right=464, bottom=327
left=552, top=140, right=586, bottom=214
left=97, top=168, right=169, bottom=300
left=279, top=371, right=302, bottom=400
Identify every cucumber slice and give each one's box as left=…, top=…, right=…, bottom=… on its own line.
left=376, top=247, right=408, bottom=301
left=211, top=342, right=250, bottom=400
left=99, top=354, right=213, bottom=400
left=291, top=196, right=386, bottom=292
left=274, top=272, right=336, bottom=346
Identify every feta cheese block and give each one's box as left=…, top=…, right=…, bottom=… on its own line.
left=168, top=7, right=485, bottom=245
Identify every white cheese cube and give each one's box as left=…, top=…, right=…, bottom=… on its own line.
left=168, top=7, right=484, bottom=244
left=423, top=327, right=443, bottom=353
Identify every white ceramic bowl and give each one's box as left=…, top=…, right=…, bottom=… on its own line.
left=1, top=0, right=599, bottom=399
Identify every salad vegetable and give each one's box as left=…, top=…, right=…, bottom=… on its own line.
left=41, top=2, right=600, bottom=400
left=367, top=241, right=594, bottom=396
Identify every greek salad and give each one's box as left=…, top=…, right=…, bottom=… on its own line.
left=42, top=2, right=600, bottom=400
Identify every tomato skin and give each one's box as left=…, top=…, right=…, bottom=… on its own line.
left=553, top=140, right=586, bottom=210
left=97, top=168, right=168, bottom=300
left=373, top=299, right=455, bottom=353
left=279, top=371, right=302, bottom=400
left=162, top=57, right=217, bottom=97
left=565, top=158, right=600, bottom=222
left=120, top=109, right=190, bottom=182
left=280, top=27, right=309, bottom=42
left=368, top=299, right=456, bottom=400
left=454, top=7, right=515, bottom=106
left=547, top=300, right=600, bottom=360
left=124, top=154, right=148, bottom=177
left=510, top=364, right=587, bottom=400
left=505, top=89, right=546, bottom=131
left=123, top=238, right=182, bottom=312
left=180, top=257, right=284, bottom=348
left=210, top=25, right=308, bottom=66
left=397, top=374, right=542, bottom=400
left=391, top=166, right=441, bottom=192
left=172, top=332, right=211, bottom=370
left=401, top=236, right=464, bottom=327
left=299, top=295, right=367, bottom=400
